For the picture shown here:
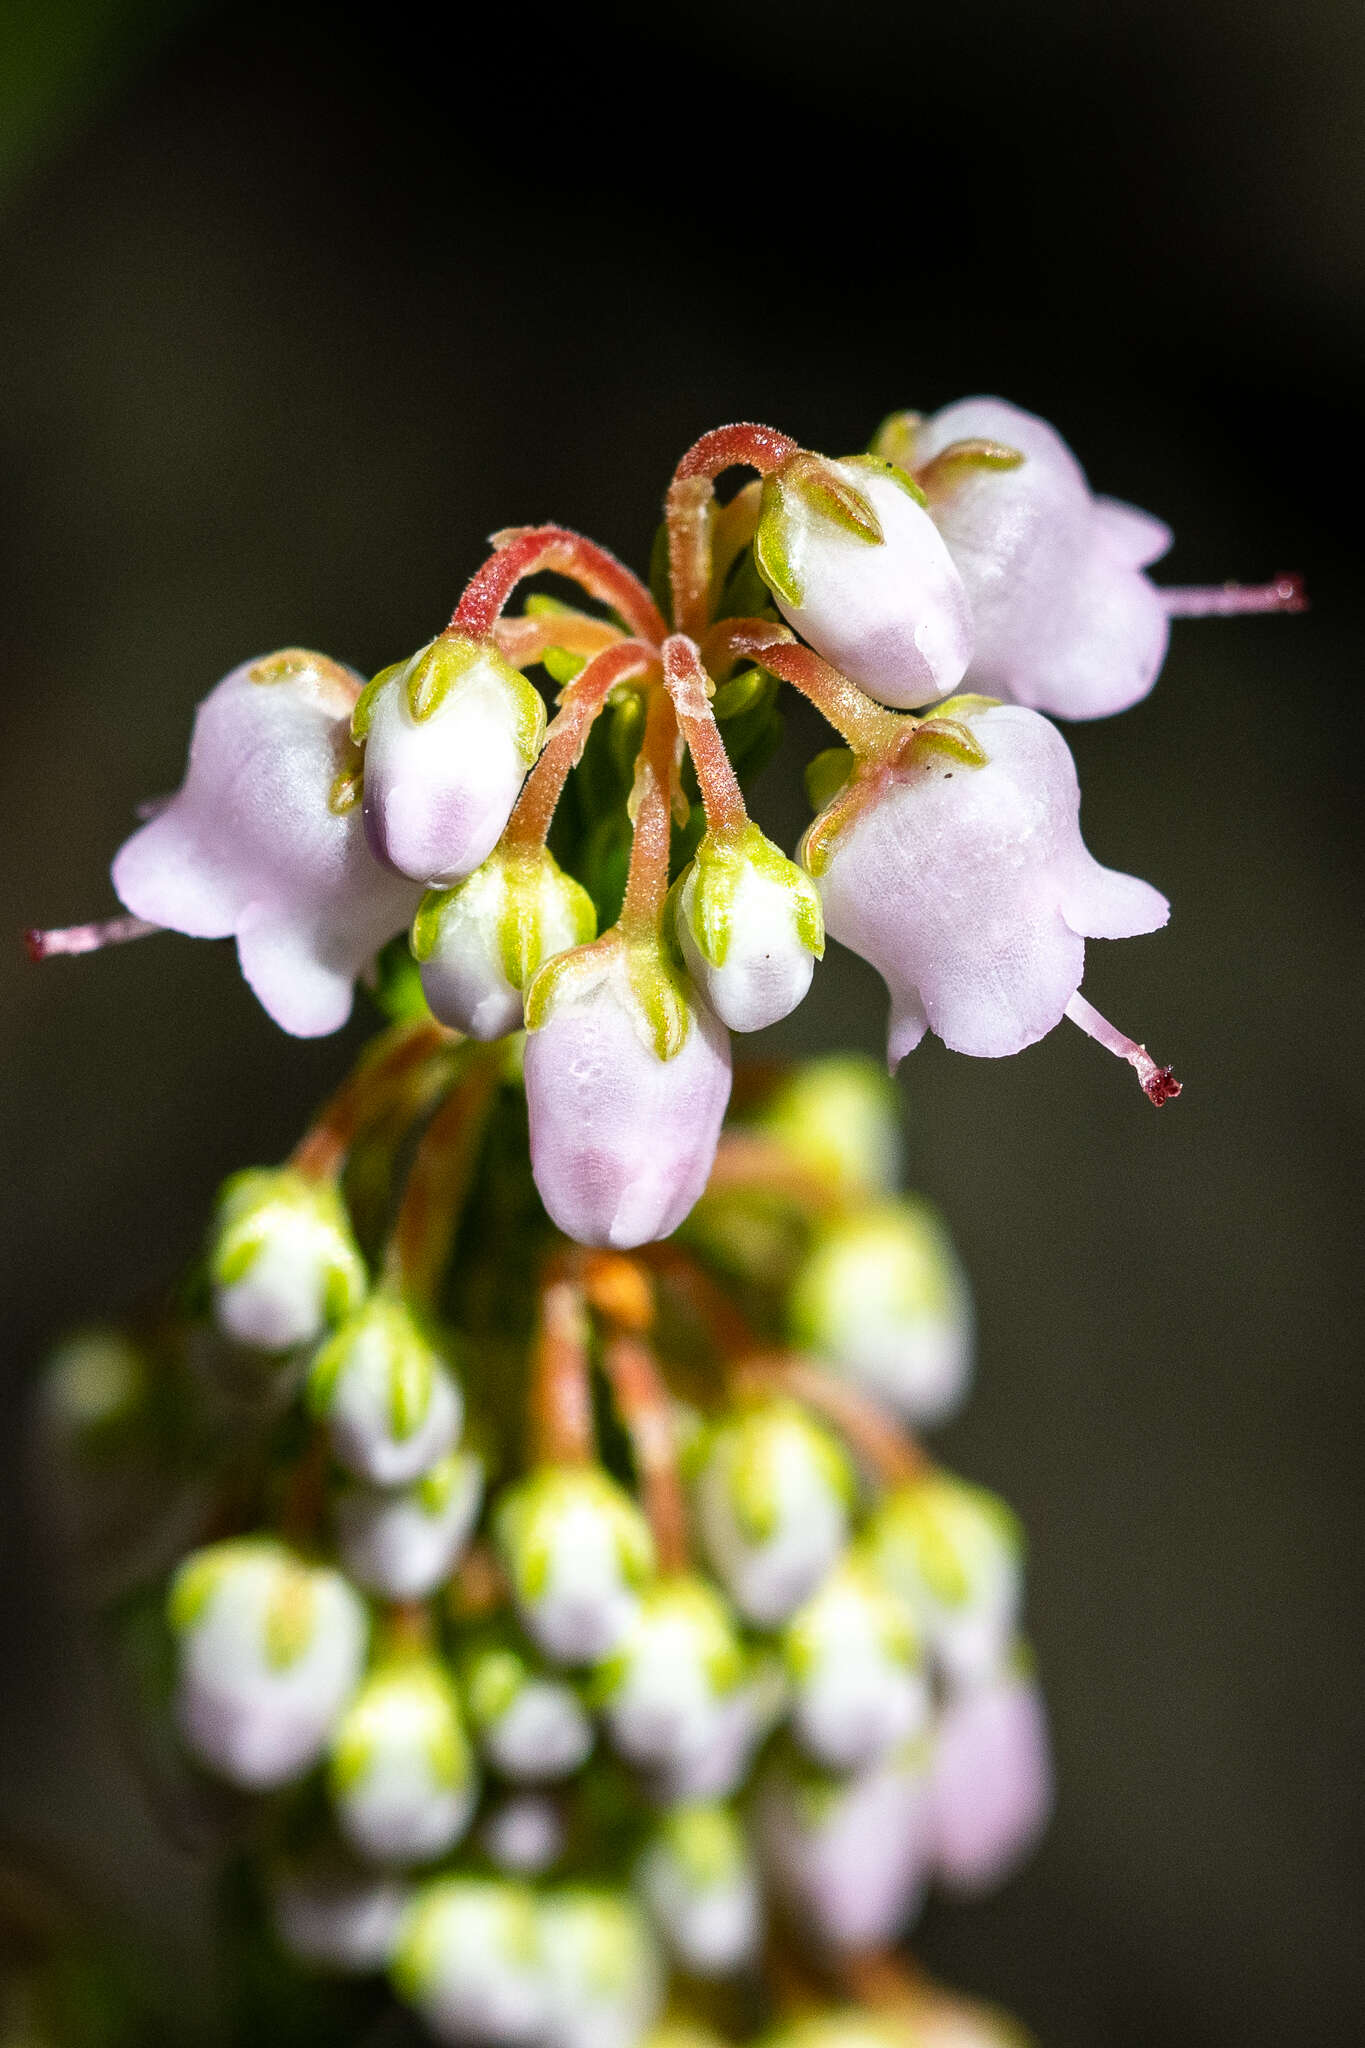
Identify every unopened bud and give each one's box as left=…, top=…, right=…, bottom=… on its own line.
left=676, top=824, right=823, bottom=1034
left=329, top=1654, right=477, bottom=1866
left=462, top=1636, right=595, bottom=1783
left=483, top=1793, right=566, bottom=1875
left=593, top=1576, right=745, bottom=1771
left=494, top=1466, right=655, bottom=1665
left=755, top=1742, right=931, bottom=1950
left=655, top=1653, right=787, bottom=1804
left=756, top=1053, right=904, bottom=1198
left=782, top=1554, right=929, bottom=1771
left=393, top=1877, right=546, bottom=2045
left=637, top=1801, right=760, bottom=1976
left=209, top=1167, right=366, bottom=1352
left=334, top=1449, right=484, bottom=1600
left=271, top=1852, right=411, bottom=1973
left=537, top=1887, right=663, bottom=2048
left=864, top=1472, right=1023, bottom=1689
left=309, top=1296, right=462, bottom=1485
left=930, top=1651, right=1051, bottom=1894
left=413, top=846, right=596, bottom=1039
left=693, top=1399, right=854, bottom=1626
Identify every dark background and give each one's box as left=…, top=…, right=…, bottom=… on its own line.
left=1, top=3, right=1362, bottom=2044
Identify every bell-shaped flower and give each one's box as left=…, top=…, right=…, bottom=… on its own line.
left=413, top=845, right=596, bottom=1039
left=637, top=1801, right=761, bottom=1977
left=334, top=1449, right=484, bottom=1601
left=523, top=938, right=732, bottom=1250
left=111, top=650, right=421, bottom=1036
left=482, top=1793, right=566, bottom=1876
left=167, top=1537, right=366, bottom=1788
left=910, top=396, right=1172, bottom=720
left=328, top=1654, right=477, bottom=1866
left=930, top=1654, right=1052, bottom=1895
left=693, top=1399, right=854, bottom=1627
left=592, top=1575, right=745, bottom=1771
left=537, top=1888, right=663, bottom=2048
left=270, top=1852, right=411, bottom=1973
left=393, top=1878, right=547, bottom=2045
left=782, top=1555, right=930, bottom=1772
left=810, top=702, right=1169, bottom=1063
left=462, top=1633, right=595, bottom=1782
left=208, top=1166, right=367, bottom=1353
left=755, top=452, right=973, bottom=709
left=675, top=823, right=824, bottom=1033
left=356, top=635, right=547, bottom=885
left=755, top=1742, right=931, bottom=1949
left=788, top=1199, right=973, bottom=1426
left=864, top=1472, right=1023, bottom=1690
left=309, top=1295, right=462, bottom=1486
left=755, top=1053, right=904, bottom=1199
left=494, top=1465, right=656, bottom=1665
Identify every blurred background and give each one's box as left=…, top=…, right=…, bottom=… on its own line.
left=1, top=2, right=1362, bottom=2043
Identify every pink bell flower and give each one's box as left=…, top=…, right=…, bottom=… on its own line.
left=810, top=703, right=1168, bottom=1065
left=111, top=651, right=420, bottom=1036
left=930, top=1661, right=1052, bottom=1895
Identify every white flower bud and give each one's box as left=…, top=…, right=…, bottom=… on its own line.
left=524, top=941, right=732, bottom=1250
left=309, top=1296, right=462, bottom=1486
left=755, top=453, right=973, bottom=708
left=413, top=846, right=597, bottom=1039
left=356, top=636, right=546, bottom=885
left=755, top=1744, right=931, bottom=1950
left=334, top=1449, right=485, bottom=1601
left=111, top=651, right=421, bottom=1037
left=394, top=1878, right=547, bottom=2045
left=271, top=1853, right=411, bottom=1973
left=209, top=1167, right=366, bottom=1352
left=494, top=1466, right=655, bottom=1665
left=675, top=824, right=823, bottom=1034
left=788, top=1200, right=972, bottom=1426
left=168, top=1538, right=366, bottom=1787
left=654, top=1655, right=787, bottom=1804
left=483, top=1793, right=566, bottom=1875
left=328, top=1654, right=477, bottom=1866
left=593, top=1576, right=745, bottom=1770
left=756, top=1054, right=904, bottom=1199
left=864, top=1473, right=1023, bottom=1690
left=537, top=1888, right=663, bottom=2048
left=931, top=1655, right=1051, bottom=1894
left=782, top=1556, right=929, bottom=1771
left=637, top=1802, right=760, bottom=1977
left=693, top=1400, right=854, bottom=1627
left=463, top=1638, right=595, bottom=1783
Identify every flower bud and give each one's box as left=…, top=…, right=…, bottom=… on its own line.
left=912, top=396, right=1171, bottom=721
left=524, top=941, right=732, bottom=1249
left=167, top=1538, right=366, bottom=1787
left=334, top=1449, right=485, bottom=1600
left=864, top=1473, right=1023, bottom=1689
left=209, top=1167, right=366, bottom=1352
left=755, top=1743, right=931, bottom=1949
left=309, top=1296, right=462, bottom=1486
left=393, top=1878, right=546, bottom=2044
left=655, top=1654, right=787, bottom=1804
left=537, top=1888, right=663, bottom=2048
left=270, top=1852, right=411, bottom=1973
left=755, top=453, right=972, bottom=708
left=637, top=1802, right=761, bottom=1976
left=494, top=1466, right=655, bottom=1665
left=693, top=1399, right=854, bottom=1627
left=328, top=1654, right=477, bottom=1866
left=931, top=1654, right=1051, bottom=1894
left=675, top=824, right=823, bottom=1034
left=462, top=1635, right=595, bottom=1782
left=593, top=1576, right=745, bottom=1770
left=787, top=1199, right=972, bottom=1426
left=413, top=846, right=597, bottom=1039
left=483, top=1793, right=566, bottom=1875
left=112, top=651, right=421, bottom=1036
left=809, top=702, right=1168, bottom=1064
left=355, top=636, right=546, bottom=884
left=782, top=1555, right=929, bottom=1771
left=755, top=1054, right=904, bottom=1198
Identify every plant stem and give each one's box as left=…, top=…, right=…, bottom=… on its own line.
left=619, top=685, right=680, bottom=942
left=602, top=1334, right=690, bottom=1574
left=733, top=1355, right=928, bottom=1486
left=382, top=1047, right=503, bottom=1306
left=290, top=1017, right=456, bottom=1182
left=661, top=634, right=748, bottom=838
left=528, top=1270, right=595, bottom=1466
left=449, top=525, right=666, bottom=645
left=503, top=640, right=659, bottom=851
left=666, top=422, right=799, bottom=640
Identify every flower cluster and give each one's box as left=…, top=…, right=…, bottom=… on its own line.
left=35, top=403, right=1302, bottom=1252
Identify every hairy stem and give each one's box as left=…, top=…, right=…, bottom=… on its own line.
left=528, top=1271, right=596, bottom=1466
left=382, top=1047, right=503, bottom=1305
left=290, top=1018, right=457, bottom=1182
left=450, top=525, right=666, bottom=645
left=503, top=639, right=659, bottom=851
left=661, top=634, right=748, bottom=837
left=666, top=422, right=800, bottom=640
left=619, top=685, right=681, bottom=941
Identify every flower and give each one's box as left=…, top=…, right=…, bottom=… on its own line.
left=809, top=702, right=1168, bottom=1063
left=334, top=1449, right=485, bottom=1600
left=482, top=1794, right=566, bottom=1875
left=781, top=1555, right=930, bottom=1771
left=523, top=941, right=732, bottom=1250
left=462, top=1636, right=596, bottom=1783
left=393, top=1878, right=547, bottom=2045
left=693, top=1399, right=854, bottom=1627
left=328, top=1654, right=478, bottom=1866
left=111, top=650, right=421, bottom=1036
left=788, top=1199, right=973, bottom=1426
left=167, top=1538, right=367, bottom=1787
left=636, top=1802, right=761, bottom=1976
left=309, top=1296, right=463, bottom=1486
left=864, top=1472, right=1023, bottom=1690
left=356, top=635, right=546, bottom=884
left=413, top=845, right=596, bottom=1039
left=756, top=1743, right=931, bottom=1949
left=494, top=1466, right=656, bottom=1665
left=592, top=1576, right=745, bottom=1770
left=930, top=1657, right=1052, bottom=1894
left=537, top=1888, right=663, bottom=2048
left=675, top=823, right=824, bottom=1034
left=755, top=453, right=973, bottom=708
left=911, top=395, right=1172, bottom=720
left=208, top=1167, right=367, bottom=1352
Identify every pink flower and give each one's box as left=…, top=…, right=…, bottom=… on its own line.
left=916, top=397, right=1172, bottom=720
left=930, top=1664, right=1052, bottom=1895
left=810, top=703, right=1168, bottom=1064
left=111, top=652, right=420, bottom=1036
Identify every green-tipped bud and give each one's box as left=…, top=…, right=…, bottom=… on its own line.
left=592, top=1575, right=745, bottom=1772
left=781, top=1553, right=928, bottom=1771
left=675, top=822, right=824, bottom=1034
left=393, top=1877, right=545, bottom=2043
left=494, top=1466, right=656, bottom=1666
left=788, top=1198, right=972, bottom=1426
left=329, top=1654, right=477, bottom=1866
left=461, top=1634, right=594, bottom=1783
left=413, top=845, right=596, bottom=1041
left=309, top=1296, right=462, bottom=1486
left=334, top=1449, right=485, bottom=1601
left=537, top=1887, right=663, bottom=2048
left=209, top=1167, right=366, bottom=1352
left=757, top=1054, right=904, bottom=1197
left=637, top=1801, right=760, bottom=1976
left=693, top=1399, right=854, bottom=1627
left=864, top=1470, right=1023, bottom=1688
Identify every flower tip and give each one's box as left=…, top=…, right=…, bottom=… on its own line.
left=1143, top=1064, right=1182, bottom=1107
left=23, top=927, right=48, bottom=963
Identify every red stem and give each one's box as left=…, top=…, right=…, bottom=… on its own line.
left=528, top=1272, right=595, bottom=1466
left=602, top=1334, right=690, bottom=1573
left=449, top=525, right=666, bottom=646
left=504, top=639, right=659, bottom=850
left=735, top=630, right=904, bottom=755
left=734, top=1355, right=928, bottom=1486
left=619, top=685, right=680, bottom=940
left=383, top=1049, right=502, bottom=1306
left=666, top=422, right=800, bottom=641
left=290, top=1018, right=456, bottom=1182
left=661, top=634, right=747, bottom=837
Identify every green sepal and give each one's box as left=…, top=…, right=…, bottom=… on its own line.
left=682, top=822, right=824, bottom=970
left=350, top=660, right=405, bottom=742
left=841, top=449, right=928, bottom=507
left=330, top=1657, right=470, bottom=1797
left=308, top=1294, right=444, bottom=1444
left=869, top=409, right=923, bottom=470
left=804, top=745, right=856, bottom=812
